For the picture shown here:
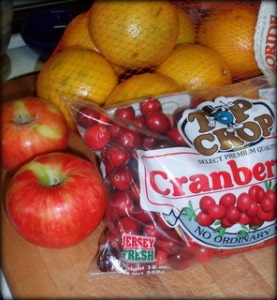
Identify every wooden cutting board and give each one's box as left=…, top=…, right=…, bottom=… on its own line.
left=1, top=74, right=276, bottom=299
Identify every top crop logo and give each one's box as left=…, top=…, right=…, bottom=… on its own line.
left=178, top=97, right=275, bottom=156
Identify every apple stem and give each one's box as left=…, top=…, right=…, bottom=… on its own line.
left=52, top=177, right=61, bottom=187
left=16, top=113, right=32, bottom=124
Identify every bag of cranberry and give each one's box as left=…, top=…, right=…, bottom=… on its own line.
left=66, top=76, right=276, bottom=275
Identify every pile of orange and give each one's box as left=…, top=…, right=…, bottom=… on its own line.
left=36, top=0, right=263, bottom=129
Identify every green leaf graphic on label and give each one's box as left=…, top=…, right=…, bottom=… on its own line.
left=214, top=226, right=226, bottom=237
left=182, top=201, right=197, bottom=221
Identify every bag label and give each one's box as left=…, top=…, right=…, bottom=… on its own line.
left=254, top=0, right=277, bottom=78
left=138, top=97, right=276, bottom=249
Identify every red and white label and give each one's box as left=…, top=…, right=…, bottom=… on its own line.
left=137, top=97, right=276, bottom=249
left=254, top=0, right=277, bottom=79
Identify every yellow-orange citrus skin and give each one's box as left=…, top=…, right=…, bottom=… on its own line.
left=36, top=47, right=118, bottom=129
left=57, top=12, right=99, bottom=53
left=156, top=43, right=232, bottom=91
left=197, top=3, right=261, bottom=80
left=104, top=72, right=182, bottom=107
left=175, top=6, right=196, bottom=45
left=88, top=0, right=179, bottom=69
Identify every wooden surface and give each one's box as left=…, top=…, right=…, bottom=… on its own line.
left=1, top=74, right=276, bottom=299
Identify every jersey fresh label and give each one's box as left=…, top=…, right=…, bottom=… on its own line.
left=137, top=97, right=276, bottom=249
left=121, top=234, right=155, bottom=263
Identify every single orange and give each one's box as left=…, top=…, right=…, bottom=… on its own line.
left=57, top=12, right=99, bottom=53
left=104, top=72, right=182, bottom=106
left=156, top=43, right=232, bottom=91
left=88, top=0, right=179, bottom=69
left=175, top=6, right=195, bottom=45
left=36, top=47, right=118, bottom=129
left=197, top=3, right=261, bottom=80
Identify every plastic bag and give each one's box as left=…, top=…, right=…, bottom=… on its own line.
left=65, top=76, right=276, bottom=276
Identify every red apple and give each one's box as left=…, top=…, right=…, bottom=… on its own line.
left=5, top=152, right=107, bottom=248
left=1, top=97, right=69, bottom=173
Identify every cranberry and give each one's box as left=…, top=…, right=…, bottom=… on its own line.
left=106, top=230, right=122, bottom=250
left=220, top=217, right=233, bottom=228
left=225, top=205, right=241, bottom=224
left=145, top=110, right=171, bottom=134
left=219, top=193, right=236, bottom=207
left=98, top=113, right=110, bottom=125
left=245, top=200, right=259, bottom=218
left=98, top=245, right=119, bottom=272
left=116, top=127, right=141, bottom=151
left=109, top=122, right=121, bottom=138
left=199, top=196, right=216, bottom=214
left=248, top=185, right=265, bottom=203
left=166, top=127, right=187, bottom=146
left=107, top=145, right=131, bottom=167
left=237, top=192, right=252, bottom=212
left=197, top=211, right=214, bottom=226
left=114, top=106, right=136, bottom=120
left=84, top=123, right=111, bottom=150
left=142, top=222, right=158, bottom=237
left=191, top=98, right=206, bottom=108
left=261, top=210, right=276, bottom=222
left=194, top=247, right=213, bottom=264
left=140, top=98, right=162, bottom=116
left=168, top=252, right=192, bottom=270
left=76, top=106, right=100, bottom=128
left=133, top=115, right=146, bottom=128
left=249, top=217, right=264, bottom=227
left=110, top=165, right=134, bottom=191
left=256, top=206, right=274, bottom=222
left=117, top=216, right=141, bottom=234
left=208, top=204, right=226, bottom=220
left=261, top=190, right=276, bottom=212
left=110, top=191, right=134, bottom=216
left=141, top=135, right=156, bottom=150
left=154, top=248, right=168, bottom=266
left=153, top=138, right=175, bottom=149
left=173, top=107, right=185, bottom=126
left=239, top=213, right=250, bottom=225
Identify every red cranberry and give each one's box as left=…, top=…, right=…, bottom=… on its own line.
left=115, top=106, right=136, bottom=120
left=145, top=110, right=170, bottom=134
left=116, top=127, right=141, bottom=151
left=84, top=123, right=111, bottom=150
left=140, top=98, right=162, bottom=116
left=110, top=165, right=134, bottom=191
left=76, top=106, right=100, bottom=128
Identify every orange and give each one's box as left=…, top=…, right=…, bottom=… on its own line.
left=36, top=47, right=118, bottom=129
left=156, top=43, right=232, bottom=91
left=88, top=0, right=179, bottom=69
left=57, top=12, right=99, bottom=53
left=104, top=72, right=182, bottom=106
left=175, top=6, right=195, bottom=45
left=197, top=3, right=261, bottom=80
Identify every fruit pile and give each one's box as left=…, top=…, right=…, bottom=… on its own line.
left=197, top=184, right=276, bottom=229
left=67, top=86, right=276, bottom=275
left=1, top=97, right=107, bottom=249
left=36, top=0, right=264, bottom=130
left=78, top=97, right=187, bottom=153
